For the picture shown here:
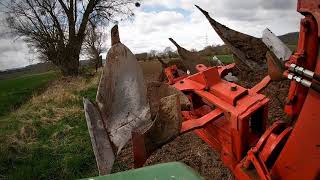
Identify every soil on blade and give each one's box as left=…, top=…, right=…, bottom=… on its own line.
left=112, top=61, right=289, bottom=180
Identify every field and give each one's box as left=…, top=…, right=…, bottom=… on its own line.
left=0, top=73, right=99, bottom=179
left=0, top=71, right=58, bottom=117
left=0, top=61, right=231, bottom=180
left=208, top=54, right=234, bottom=64
left=0, top=57, right=288, bottom=180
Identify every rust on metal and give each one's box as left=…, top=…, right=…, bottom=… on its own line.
left=133, top=92, right=184, bottom=167
left=266, top=51, right=285, bottom=81
left=85, top=25, right=152, bottom=174
left=85, top=25, right=191, bottom=173
left=132, top=82, right=190, bottom=167
left=96, top=25, right=152, bottom=154
left=84, top=2, right=320, bottom=179
left=163, top=59, right=270, bottom=171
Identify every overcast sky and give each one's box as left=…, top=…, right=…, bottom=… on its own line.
left=0, top=0, right=301, bottom=71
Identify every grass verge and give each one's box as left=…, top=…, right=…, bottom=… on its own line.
left=0, top=73, right=100, bottom=179
left=0, top=71, right=58, bottom=117
left=214, top=55, right=234, bottom=64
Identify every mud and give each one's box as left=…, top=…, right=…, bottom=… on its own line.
left=113, top=133, right=232, bottom=180
left=112, top=61, right=289, bottom=179
left=197, top=6, right=268, bottom=71
left=197, top=6, right=290, bottom=123
left=234, top=67, right=290, bottom=123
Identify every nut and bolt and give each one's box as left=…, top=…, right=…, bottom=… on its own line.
left=231, top=85, right=237, bottom=91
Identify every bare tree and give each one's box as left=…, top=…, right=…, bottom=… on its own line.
left=83, top=19, right=107, bottom=71
left=2, top=0, right=138, bottom=76
left=163, top=46, right=172, bottom=58
left=149, top=49, right=157, bottom=60
left=190, top=48, right=198, bottom=52
left=164, top=46, right=178, bottom=59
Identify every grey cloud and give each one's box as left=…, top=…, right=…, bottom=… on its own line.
left=260, top=0, right=296, bottom=10
left=0, top=39, right=25, bottom=54
left=0, top=44, right=16, bottom=54
left=119, top=0, right=302, bottom=53
left=223, top=0, right=260, bottom=10
left=194, top=0, right=299, bottom=23
left=140, top=25, right=158, bottom=34
left=0, top=12, right=36, bottom=70
left=0, top=0, right=303, bottom=70
left=0, top=51, right=31, bottom=71
left=0, top=37, right=32, bottom=70
left=222, top=0, right=295, bottom=10
left=219, top=9, right=265, bottom=22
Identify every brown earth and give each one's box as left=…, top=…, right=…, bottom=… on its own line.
left=112, top=61, right=290, bottom=179
left=234, top=66, right=290, bottom=123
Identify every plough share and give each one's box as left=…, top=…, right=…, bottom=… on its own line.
left=84, top=0, right=320, bottom=179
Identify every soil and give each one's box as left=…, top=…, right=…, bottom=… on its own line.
left=112, top=61, right=290, bottom=179
left=234, top=66, right=290, bottom=123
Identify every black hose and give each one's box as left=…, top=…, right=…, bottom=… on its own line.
left=311, top=81, right=320, bottom=93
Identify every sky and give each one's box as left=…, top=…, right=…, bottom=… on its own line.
left=0, top=0, right=301, bottom=71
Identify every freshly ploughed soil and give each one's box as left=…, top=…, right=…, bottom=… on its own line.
left=112, top=61, right=290, bottom=180
left=234, top=66, right=290, bottom=123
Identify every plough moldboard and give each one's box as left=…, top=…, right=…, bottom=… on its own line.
left=84, top=2, right=320, bottom=179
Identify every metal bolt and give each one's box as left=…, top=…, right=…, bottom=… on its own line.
left=231, top=85, right=237, bottom=91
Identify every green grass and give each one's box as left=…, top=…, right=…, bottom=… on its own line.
left=0, top=113, right=97, bottom=180
left=0, top=72, right=101, bottom=179
left=207, top=54, right=234, bottom=64
left=215, top=55, right=234, bottom=64
left=0, top=71, right=58, bottom=117
left=78, top=87, right=98, bottom=102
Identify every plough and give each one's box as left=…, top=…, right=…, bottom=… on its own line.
left=84, top=0, right=320, bottom=179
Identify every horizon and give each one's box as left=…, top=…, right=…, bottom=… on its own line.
left=0, top=0, right=302, bottom=70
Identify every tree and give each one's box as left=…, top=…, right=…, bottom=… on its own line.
left=190, top=48, right=197, bottom=52
left=149, top=49, right=157, bottom=60
left=200, top=45, right=215, bottom=56
left=2, top=0, right=138, bottom=76
left=163, top=46, right=173, bottom=59
left=83, top=19, right=107, bottom=71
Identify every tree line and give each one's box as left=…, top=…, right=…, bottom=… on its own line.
left=136, top=44, right=231, bottom=61
left=2, top=0, right=139, bottom=76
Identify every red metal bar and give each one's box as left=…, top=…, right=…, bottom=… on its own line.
left=180, top=109, right=223, bottom=133
left=165, top=64, right=270, bottom=173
